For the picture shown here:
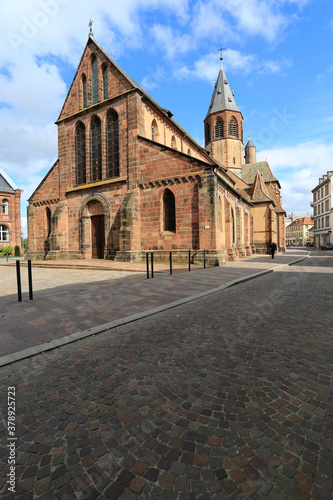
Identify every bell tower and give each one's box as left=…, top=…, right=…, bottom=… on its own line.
left=204, top=51, right=243, bottom=172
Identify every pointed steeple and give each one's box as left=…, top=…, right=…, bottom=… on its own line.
left=206, top=60, right=240, bottom=120
left=204, top=52, right=244, bottom=171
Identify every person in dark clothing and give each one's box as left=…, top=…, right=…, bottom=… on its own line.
left=269, top=242, right=277, bottom=259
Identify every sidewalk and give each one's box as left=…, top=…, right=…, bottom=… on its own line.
left=0, top=249, right=309, bottom=366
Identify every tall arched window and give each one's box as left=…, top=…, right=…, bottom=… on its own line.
left=102, top=64, right=108, bottom=100
left=187, top=148, right=191, bottom=156
left=231, top=208, right=235, bottom=244
left=91, top=55, right=98, bottom=104
left=215, top=117, right=224, bottom=138
left=46, top=207, right=51, bottom=237
left=151, top=119, right=159, bottom=141
left=91, top=116, right=102, bottom=182
left=2, top=199, right=8, bottom=215
left=75, top=121, right=86, bottom=185
left=164, top=189, right=176, bottom=232
left=229, top=117, right=238, bottom=137
left=0, top=225, right=9, bottom=241
left=82, top=74, right=87, bottom=108
left=107, top=109, right=119, bottom=178
left=171, top=135, right=177, bottom=150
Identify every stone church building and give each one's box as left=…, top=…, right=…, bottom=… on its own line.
left=27, top=35, right=285, bottom=263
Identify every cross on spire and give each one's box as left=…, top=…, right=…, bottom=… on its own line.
left=88, top=19, right=94, bottom=37
left=217, top=45, right=226, bottom=60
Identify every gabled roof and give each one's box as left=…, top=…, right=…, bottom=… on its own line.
left=0, top=168, right=18, bottom=193
left=206, top=61, right=241, bottom=119
left=251, top=171, right=274, bottom=204
left=241, top=161, right=279, bottom=186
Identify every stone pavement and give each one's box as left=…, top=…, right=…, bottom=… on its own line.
left=0, top=249, right=308, bottom=365
left=0, top=250, right=332, bottom=499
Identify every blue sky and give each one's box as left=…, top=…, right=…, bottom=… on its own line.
left=1, top=0, right=333, bottom=235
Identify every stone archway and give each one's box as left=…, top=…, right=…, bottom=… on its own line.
left=80, top=196, right=109, bottom=259
left=90, top=202, right=105, bottom=259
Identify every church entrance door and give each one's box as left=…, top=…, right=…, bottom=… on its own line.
left=91, top=215, right=105, bottom=259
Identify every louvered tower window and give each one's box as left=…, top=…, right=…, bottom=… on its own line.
left=91, top=55, right=98, bottom=104
left=91, top=116, right=102, bottom=182
left=82, top=74, right=87, bottom=108
left=107, top=110, right=119, bottom=178
left=215, top=118, right=224, bottom=138
left=102, top=64, right=108, bottom=100
left=229, top=117, right=238, bottom=137
left=75, top=121, right=86, bottom=185
left=164, top=189, right=176, bottom=232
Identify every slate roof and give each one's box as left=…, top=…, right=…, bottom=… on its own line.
left=241, top=161, right=279, bottom=186
left=0, top=168, right=18, bottom=193
left=245, top=139, right=255, bottom=148
left=205, top=62, right=241, bottom=119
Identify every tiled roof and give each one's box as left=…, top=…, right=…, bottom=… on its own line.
left=241, top=161, right=278, bottom=185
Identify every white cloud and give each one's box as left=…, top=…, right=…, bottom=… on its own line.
left=174, top=49, right=292, bottom=84
left=257, top=140, right=333, bottom=214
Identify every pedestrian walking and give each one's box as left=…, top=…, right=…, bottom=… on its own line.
left=269, top=242, right=277, bottom=259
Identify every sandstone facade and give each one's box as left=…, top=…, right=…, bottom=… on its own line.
left=27, top=37, right=285, bottom=263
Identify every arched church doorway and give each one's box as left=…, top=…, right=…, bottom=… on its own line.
left=88, top=201, right=105, bottom=259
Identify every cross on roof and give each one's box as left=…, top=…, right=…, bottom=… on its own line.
left=88, top=19, right=94, bottom=36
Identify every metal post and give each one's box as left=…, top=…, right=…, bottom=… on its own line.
left=188, top=249, right=191, bottom=272
left=151, top=252, right=154, bottom=278
left=6, top=252, right=8, bottom=262
left=204, top=249, right=206, bottom=269
left=28, top=260, right=33, bottom=300
left=146, top=253, right=149, bottom=279
left=16, top=260, right=22, bottom=302
left=169, top=251, right=172, bottom=275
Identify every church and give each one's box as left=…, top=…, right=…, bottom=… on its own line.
left=27, top=34, right=285, bottom=264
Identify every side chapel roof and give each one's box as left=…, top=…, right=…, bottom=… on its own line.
left=241, top=161, right=279, bottom=186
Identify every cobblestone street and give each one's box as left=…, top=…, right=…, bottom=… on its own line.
left=0, top=253, right=332, bottom=499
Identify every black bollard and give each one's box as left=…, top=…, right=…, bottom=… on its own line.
left=188, top=249, right=191, bottom=272
left=169, top=251, right=172, bottom=275
left=16, top=260, right=22, bottom=302
left=28, top=260, right=33, bottom=300
left=146, top=252, right=149, bottom=279
left=151, top=252, right=154, bottom=278
left=204, top=249, right=206, bottom=269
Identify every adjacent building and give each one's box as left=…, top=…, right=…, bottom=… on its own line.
left=27, top=35, right=285, bottom=263
left=0, top=168, right=22, bottom=254
left=286, top=216, right=313, bottom=246
left=311, top=171, right=333, bottom=248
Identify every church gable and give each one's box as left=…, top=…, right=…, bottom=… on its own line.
left=58, top=37, right=135, bottom=122
left=29, top=160, right=60, bottom=204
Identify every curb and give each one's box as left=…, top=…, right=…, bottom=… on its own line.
left=0, top=255, right=309, bottom=368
